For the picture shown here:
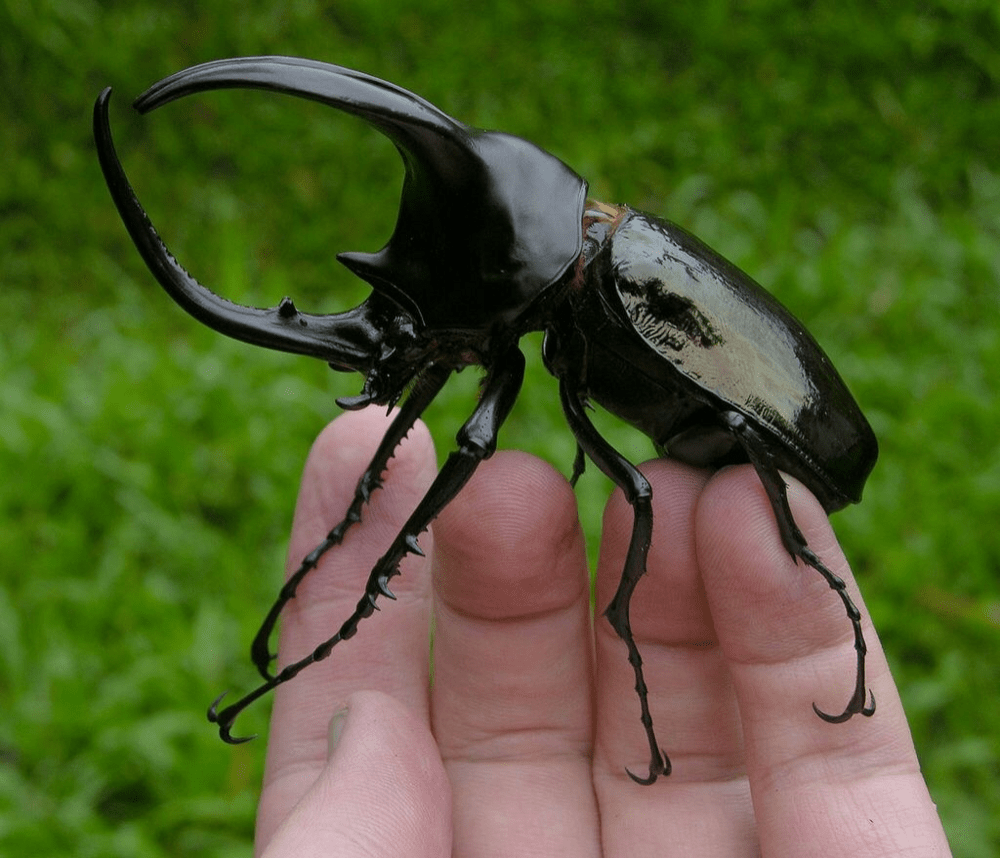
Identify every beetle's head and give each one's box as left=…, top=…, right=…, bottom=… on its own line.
left=94, top=56, right=587, bottom=372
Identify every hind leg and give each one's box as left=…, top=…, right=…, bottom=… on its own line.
left=723, top=411, right=874, bottom=722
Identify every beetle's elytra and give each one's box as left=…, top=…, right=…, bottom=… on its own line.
left=94, top=56, right=878, bottom=784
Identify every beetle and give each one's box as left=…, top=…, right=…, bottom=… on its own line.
left=93, top=56, right=878, bottom=784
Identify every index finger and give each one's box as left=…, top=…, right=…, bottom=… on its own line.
left=256, top=409, right=439, bottom=844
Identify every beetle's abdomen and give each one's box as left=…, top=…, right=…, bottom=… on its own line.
left=582, top=208, right=877, bottom=510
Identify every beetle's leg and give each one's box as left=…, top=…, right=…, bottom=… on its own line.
left=559, top=381, right=669, bottom=785
left=209, top=347, right=525, bottom=743
left=250, top=364, right=452, bottom=679
left=569, top=443, right=587, bottom=487
left=723, top=411, right=875, bottom=723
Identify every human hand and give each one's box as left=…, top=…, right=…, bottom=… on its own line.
left=254, top=408, right=951, bottom=857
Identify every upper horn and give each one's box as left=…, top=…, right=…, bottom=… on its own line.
left=94, top=85, right=386, bottom=368
left=131, top=56, right=588, bottom=329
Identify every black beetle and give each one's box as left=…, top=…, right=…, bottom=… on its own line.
left=93, top=56, right=878, bottom=784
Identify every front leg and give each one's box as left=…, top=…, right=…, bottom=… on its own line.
left=209, top=347, right=526, bottom=743
left=250, top=364, right=451, bottom=678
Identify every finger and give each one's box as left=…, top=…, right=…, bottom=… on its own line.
left=259, top=690, right=451, bottom=858
left=430, top=451, right=601, bottom=856
left=593, top=459, right=758, bottom=857
left=256, top=409, right=438, bottom=847
left=696, top=466, right=950, bottom=856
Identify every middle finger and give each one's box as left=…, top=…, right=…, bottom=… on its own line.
left=431, top=451, right=600, bottom=857
left=594, top=459, right=756, bottom=857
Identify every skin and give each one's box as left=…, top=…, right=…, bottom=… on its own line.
left=253, top=408, right=952, bottom=858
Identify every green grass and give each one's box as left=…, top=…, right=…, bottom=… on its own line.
left=2, top=1, right=998, bottom=854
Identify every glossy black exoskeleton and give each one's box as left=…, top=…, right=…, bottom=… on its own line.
left=93, top=56, right=878, bottom=784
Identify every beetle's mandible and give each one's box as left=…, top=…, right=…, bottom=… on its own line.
left=93, top=56, right=878, bottom=784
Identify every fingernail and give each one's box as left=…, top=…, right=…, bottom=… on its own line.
left=327, top=704, right=349, bottom=759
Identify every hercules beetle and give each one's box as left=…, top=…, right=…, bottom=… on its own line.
left=93, top=56, right=878, bottom=784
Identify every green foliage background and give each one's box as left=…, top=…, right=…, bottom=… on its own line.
left=2, top=1, right=997, bottom=854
